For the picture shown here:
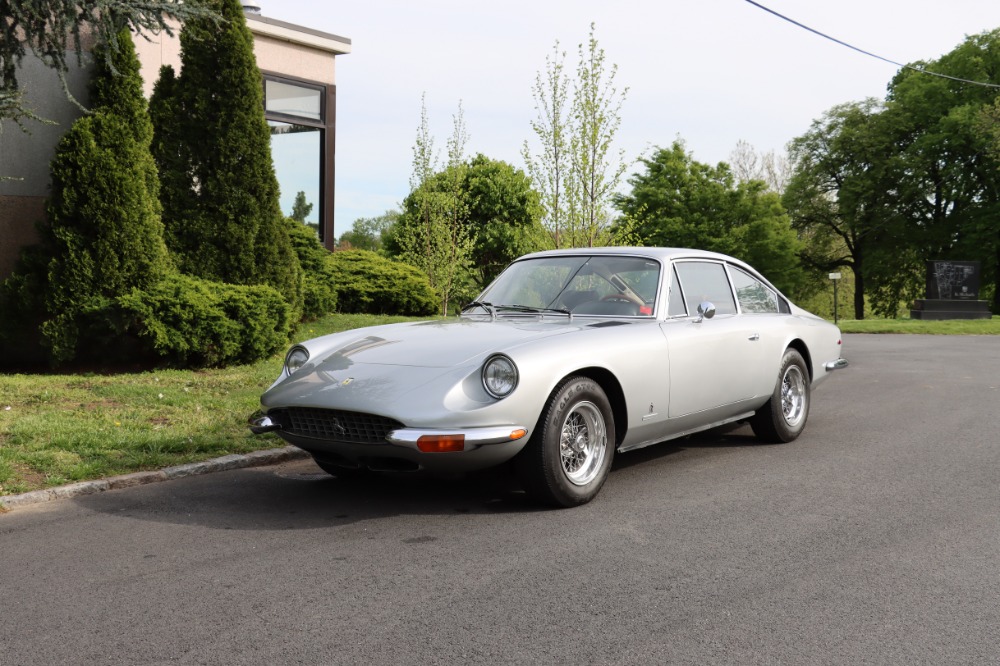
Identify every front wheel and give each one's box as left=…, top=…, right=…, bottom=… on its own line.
left=516, top=377, right=616, bottom=507
left=750, top=348, right=810, bottom=443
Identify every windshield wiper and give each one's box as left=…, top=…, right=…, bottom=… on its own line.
left=495, top=304, right=573, bottom=319
left=462, top=301, right=497, bottom=319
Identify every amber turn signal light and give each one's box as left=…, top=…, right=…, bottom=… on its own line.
left=417, top=434, right=465, bottom=453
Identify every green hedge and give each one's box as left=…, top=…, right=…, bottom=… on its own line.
left=116, top=274, right=291, bottom=367
left=328, top=250, right=439, bottom=316
left=286, top=218, right=337, bottom=320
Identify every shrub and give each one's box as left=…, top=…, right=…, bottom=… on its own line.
left=329, top=250, right=439, bottom=316
left=286, top=218, right=337, bottom=320
left=116, top=274, right=291, bottom=367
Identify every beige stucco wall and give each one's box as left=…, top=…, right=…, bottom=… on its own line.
left=133, top=19, right=183, bottom=98
left=253, top=34, right=336, bottom=83
left=133, top=17, right=341, bottom=94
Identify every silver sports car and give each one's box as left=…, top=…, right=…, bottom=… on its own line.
left=251, top=247, right=848, bottom=506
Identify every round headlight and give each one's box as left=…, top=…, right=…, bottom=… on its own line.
left=482, top=354, right=518, bottom=399
left=284, top=346, right=310, bottom=374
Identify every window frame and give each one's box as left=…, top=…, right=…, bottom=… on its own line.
left=262, top=72, right=337, bottom=249
left=671, top=259, right=739, bottom=317
left=727, top=265, right=781, bottom=314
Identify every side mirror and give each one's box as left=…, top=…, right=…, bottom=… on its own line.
left=696, top=301, right=716, bottom=323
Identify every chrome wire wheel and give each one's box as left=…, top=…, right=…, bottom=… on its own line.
left=559, top=401, right=607, bottom=486
left=781, top=364, right=807, bottom=428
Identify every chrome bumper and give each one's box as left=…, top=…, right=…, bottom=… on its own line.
left=824, top=358, right=849, bottom=372
left=249, top=411, right=282, bottom=435
left=387, top=426, right=528, bottom=452
left=249, top=411, right=527, bottom=452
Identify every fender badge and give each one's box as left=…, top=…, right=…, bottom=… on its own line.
left=341, top=378, right=354, bottom=386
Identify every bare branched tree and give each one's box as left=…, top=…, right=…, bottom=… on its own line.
left=729, top=139, right=792, bottom=194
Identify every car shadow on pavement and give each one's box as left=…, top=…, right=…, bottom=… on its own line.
left=73, top=457, right=544, bottom=531
left=610, top=421, right=761, bottom=471
left=73, top=424, right=766, bottom=530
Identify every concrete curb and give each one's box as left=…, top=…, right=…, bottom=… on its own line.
left=0, top=446, right=310, bottom=512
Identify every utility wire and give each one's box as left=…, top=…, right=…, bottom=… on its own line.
left=744, top=0, right=1000, bottom=89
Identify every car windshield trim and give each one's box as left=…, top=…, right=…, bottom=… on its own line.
left=461, top=300, right=497, bottom=319
left=495, top=304, right=573, bottom=318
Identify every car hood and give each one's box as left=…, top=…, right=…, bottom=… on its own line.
left=262, top=317, right=581, bottom=417
left=310, top=317, right=578, bottom=369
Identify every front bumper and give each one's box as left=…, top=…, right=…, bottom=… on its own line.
left=386, top=426, right=528, bottom=451
left=248, top=411, right=530, bottom=472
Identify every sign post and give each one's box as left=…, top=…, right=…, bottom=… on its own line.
left=829, top=273, right=842, bottom=324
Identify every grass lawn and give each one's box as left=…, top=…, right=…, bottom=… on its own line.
left=2, top=312, right=997, bottom=498
left=837, top=315, right=1000, bottom=335
left=0, top=314, right=422, bottom=497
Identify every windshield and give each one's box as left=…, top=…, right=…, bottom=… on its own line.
left=473, top=255, right=661, bottom=317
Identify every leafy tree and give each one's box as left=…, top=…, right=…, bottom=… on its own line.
left=785, top=30, right=1000, bottom=316
left=883, top=30, right=1000, bottom=313
left=616, top=141, right=806, bottom=296
left=149, top=0, right=302, bottom=315
left=571, top=22, right=628, bottom=247
left=391, top=155, right=548, bottom=292
left=524, top=24, right=628, bottom=248
left=290, top=191, right=314, bottom=223
left=0, top=0, right=217, bottom=139
left=784, top=100, right=910, bottom=318
left=338, top=210, right=400, bottom=253
left=522, top=41, right=573, bottom=248
left=462, top=154, right=548, bottom=285
left=395, top=97, right=474, bottom=315
left=31, top=29, right=171, bottom=362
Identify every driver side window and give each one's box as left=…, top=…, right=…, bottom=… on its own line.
left=674, top=261, right=737, bottom=315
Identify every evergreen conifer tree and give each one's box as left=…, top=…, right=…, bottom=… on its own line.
left=40, top=29, right=171, bottom=361
left=150, top=0, right=302, bottom=314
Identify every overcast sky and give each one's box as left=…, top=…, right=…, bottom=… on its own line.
left=265, top=0, right=1000, bottom=235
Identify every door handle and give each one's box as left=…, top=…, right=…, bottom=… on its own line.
left=748, top=333, right=760, bottom=341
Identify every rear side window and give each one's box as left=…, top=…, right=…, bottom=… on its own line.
left=730, top=266, right=779, bottom=313
left=674, top=262, right=737, bottom=315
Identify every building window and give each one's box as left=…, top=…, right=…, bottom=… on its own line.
left=263, top=74, right=335, bottom=248
left=269, top=121, right=322, bottom=234
left=266, top=79, right=322, bottom=120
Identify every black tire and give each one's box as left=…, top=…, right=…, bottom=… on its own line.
left=515, top=376, right=616, bottom=507
left=750, top=348, right=810, bottom=443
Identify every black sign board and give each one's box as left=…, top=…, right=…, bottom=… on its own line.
left=926, top=261, right=980, bottom=300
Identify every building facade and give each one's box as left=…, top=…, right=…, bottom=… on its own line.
left=0, top=7, right=350, bottom=280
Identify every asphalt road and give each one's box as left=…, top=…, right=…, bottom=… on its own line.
left=2, top=334, right=998, bottom=665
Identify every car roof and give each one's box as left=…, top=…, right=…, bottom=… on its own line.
left=515, top=246, right=777, bottom=294
left=518, top=246, right=742, bottom=265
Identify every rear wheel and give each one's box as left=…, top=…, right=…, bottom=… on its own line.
left=750, top=348, right=810, bottom=443
left=516, top=377, right=616, bottom=507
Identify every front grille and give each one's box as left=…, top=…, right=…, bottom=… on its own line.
left=282, top=407, right=403, bottom=444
